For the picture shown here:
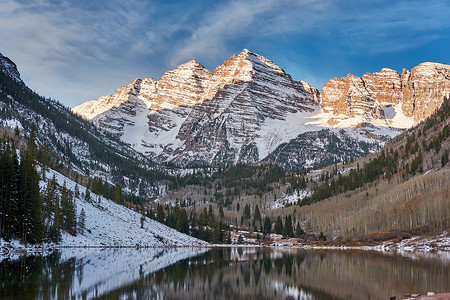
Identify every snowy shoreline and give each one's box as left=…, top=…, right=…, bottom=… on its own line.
left=3, top=232, right=450, bottom=260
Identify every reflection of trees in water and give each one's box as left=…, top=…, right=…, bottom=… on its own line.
left=123, top=249, right=450, bottom=300
left=0, top=252, right=77, bottom=299
left=129, top=249, right=326, bottom=300
left=2, top=249, right=450, bottom=300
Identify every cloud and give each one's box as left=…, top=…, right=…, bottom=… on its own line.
left=170, top=0, right=280, bottom=66
left=0, top=0, right=158, bottom=105
left=169, top=0, right=339, bottom=67
left=1, top=0, right=449, bottom=107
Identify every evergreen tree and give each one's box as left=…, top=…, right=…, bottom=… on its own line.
left=275, top=216, right=283, bottom=235
left=47, top=196, right=61, bottom=243
left=319, top=231, right=327, bottom=241
left=17, top=127, right=44, bottom=244
left=263, top=216, right=272, bottom=235
left=219, top=204, right=224, bottom=219
left=78, top=208, right=85, bottom=235
left=61, top=181, right=77, bottom=236
left=252, top=205, right=261, bottom=230
left=156, top=204, right=165, bottom=223
left=243, top=204, right=251, bottom=219
left=176, top=208, right=189, bottom=233
left=208, top=205, right=214, bottom=225
left=0, top=141, right=19, bottom=241
left=283, top=215, right=293, bottom=238
left=140, top=205, right=145, bottom=229
left=241, top=203, right=251, bottom=226
left=198, top=207, right=208, bottom=227
left=114, top=183, right=122, bottom=204
left=74, top=184, right=80, bottom=198
left=84, top=188, right=91, bottom=202
left=43, top=175, right=58, bottom=225
left=295, top=222, right=305, bottom=237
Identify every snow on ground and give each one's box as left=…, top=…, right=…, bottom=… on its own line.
left=58, top=247, right=207, bottom=299
left=1, top=117, right=23, bottom=130
left=306, top=102, right=416, bottom=130
left=383, top=102, right=416, bottom=129
left=381, top=232, right=450, bottom=252
left=42, top=169, right=207, bottom=248
left=271, top=190, right=310, bottom=209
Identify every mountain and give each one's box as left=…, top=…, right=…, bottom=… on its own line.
left=294, top=98, right=450, bottom=239
left=320, top=62, right=450, bottom=127
left=0, top=52, right=170, bottom=199
left=75, top=49, right=408, bottom=168
left=0, top=53, right=207, bottom=248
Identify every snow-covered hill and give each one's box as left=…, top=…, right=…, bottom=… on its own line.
left=43, top=168, right=206, bottom=247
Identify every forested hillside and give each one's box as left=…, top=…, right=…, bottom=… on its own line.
left=154, top=99, right=450, bottom=242
left=295, top=99, right=450, bottom=240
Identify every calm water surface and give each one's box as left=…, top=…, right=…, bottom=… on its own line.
left=1, top=247, right=450, bottom=299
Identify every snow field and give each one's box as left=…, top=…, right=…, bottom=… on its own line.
left=42, top=169, right=207, bottom=248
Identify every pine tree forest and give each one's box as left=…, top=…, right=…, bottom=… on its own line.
left=0, top=129, right=77, bottom=244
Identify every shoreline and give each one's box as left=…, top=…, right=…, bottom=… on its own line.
left=2, top=231, right=450, bottom=258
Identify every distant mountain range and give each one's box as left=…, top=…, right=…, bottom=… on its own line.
left=73, top=49, right=450, bottom=169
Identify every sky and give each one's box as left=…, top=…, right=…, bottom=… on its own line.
left=1, top=0, right=450, bottom=108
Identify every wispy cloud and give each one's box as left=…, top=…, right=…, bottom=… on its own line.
left=0, top=0, right=449, bottom=106
left=170, top=0, right=279, bottom=66
left=0, top=0, right=157, bottom=105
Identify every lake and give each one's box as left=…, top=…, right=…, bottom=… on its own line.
left=1, top=247, right=449, bottom=299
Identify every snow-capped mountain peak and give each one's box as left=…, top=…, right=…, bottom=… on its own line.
left=72, top=51, right=450, bottom=169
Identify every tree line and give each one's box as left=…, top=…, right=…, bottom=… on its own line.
left=0, top=129, right=82, bottom=244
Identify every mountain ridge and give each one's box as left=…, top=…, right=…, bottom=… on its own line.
left=72, top=50, right=450, bottom=168
left=320, top=62, right=450, bottom=127
left=73, top=49, right=327, bottom=167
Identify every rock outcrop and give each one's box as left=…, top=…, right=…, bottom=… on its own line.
left=320, top=62, right=450, bottom=126
left=0, top=53, right=22, bottom=82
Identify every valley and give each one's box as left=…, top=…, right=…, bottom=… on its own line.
left=1, top=49, right=449, bottom=251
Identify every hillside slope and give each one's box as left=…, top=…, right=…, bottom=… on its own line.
left=0, top=52, right=170, bottom=198
left=1, top=167, right=206, bottom=254
left=46, top=168, right=206, bottom=247
left=294, top=100, right=450, bottom=239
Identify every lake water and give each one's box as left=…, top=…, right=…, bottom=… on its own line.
left=1, top=247, right=449, bottom=299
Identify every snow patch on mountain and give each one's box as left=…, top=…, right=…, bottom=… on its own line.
left=255, top=107, right=323, bottom=160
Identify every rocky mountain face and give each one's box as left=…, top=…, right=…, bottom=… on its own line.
left=320, top=62, right=450, bottom=127
left=0, top=53, right=22, bottom=83
left=73, top=50, right=450, bottom=168
left=74, top=50, right=326, bottom=167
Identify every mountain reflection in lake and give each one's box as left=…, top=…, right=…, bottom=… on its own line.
left=1, top=248, right=450, bottom=300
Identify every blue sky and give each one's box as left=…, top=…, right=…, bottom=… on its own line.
left=1, top=0, right=450, bottom=107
